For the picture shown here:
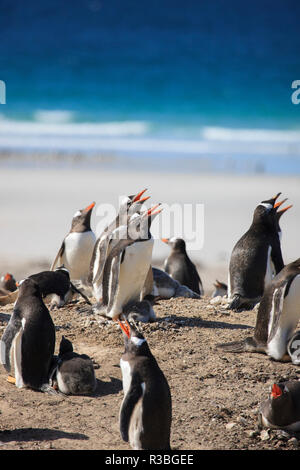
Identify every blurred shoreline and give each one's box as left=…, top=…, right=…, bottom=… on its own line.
left=1, top=154, right=300, bottom=295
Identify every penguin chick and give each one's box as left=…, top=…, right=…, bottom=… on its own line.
left=162, top=237, right=203, bottom=295
left=50, top=336, right=97, bottom=396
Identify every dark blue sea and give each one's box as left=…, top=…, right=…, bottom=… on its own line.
left=0, top=0, right=300, bottom=174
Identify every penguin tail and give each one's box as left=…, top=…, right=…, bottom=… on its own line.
left=216, top=337, right=258, bottom=353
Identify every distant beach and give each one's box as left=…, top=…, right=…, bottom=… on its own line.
left=1, top=157, right=299, bottom=294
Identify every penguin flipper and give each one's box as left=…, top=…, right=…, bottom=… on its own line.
left=92, top=236, right=109, bottom=284
left=50, top=241, right=65, bottom=271
left=267, top=285, right=287, bottom=343
left=120, top=374, right=143, bottom=442
left=270, top=239, right=284, bottom=275
left=0, top=311, right=22, bottom=372
left=107, top=251, right=123, bottom=312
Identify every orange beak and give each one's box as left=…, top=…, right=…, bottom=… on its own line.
left=4, top=273, right=12, bottom=281
left=139, top=196, right=150, bottom=204
left=277, top=204, right=293, bottom=214
left=161, top=237, right=169, bottom=243
left=271, top=383, right=282, bottom=399
left=84, top=201, right=96, bottom=212
left=147, top=203, right=162, bottom=217
left=274, top=198, right=288, bottom=209
left=133, top=189, right=147, bottom=203
left=118, top=319, right=131, bottom=338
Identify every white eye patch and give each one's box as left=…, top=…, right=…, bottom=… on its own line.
left=131, top=336, right=146, bottom=347
left=73, top=210, right=81, bottom=218
left=260, top=203, right=273, bottom=211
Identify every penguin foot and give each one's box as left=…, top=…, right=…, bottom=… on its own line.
left=6, top=375, right=16, bottom=385
left=40, top=383, right=64, bottom=395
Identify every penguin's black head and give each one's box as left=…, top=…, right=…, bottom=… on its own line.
left=253, top=203, right=278, bottom=230
left=71, top=202, right=95, bottom=232
left=260, top=382, right=295, bottom=427
left=55, top=266, right=70, bottom=280
left=0, top=273, right=17, bottom=292
left=162, top=237, right=186, bottom=252
left=118, top=319, right=150, bottom=356
left=59, top=336, right=74, bottom=356
left=18, top=278, right=42, bottom=298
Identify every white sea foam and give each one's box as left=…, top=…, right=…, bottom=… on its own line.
left=0, top=118, right=299, bottom=158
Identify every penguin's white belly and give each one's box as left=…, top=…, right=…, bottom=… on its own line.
left=14, top=318, right=26, bottom=388
left=63, top=232, right=96, bottom=280
left=267, top=275, right=300, bottom=360
left=111, top=239, right=154, bottom=315
left=120, top=358, right=132, bottom=396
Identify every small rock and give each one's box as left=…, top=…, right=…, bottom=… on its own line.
left=225, top=422, right=236, bottom=430
left=260, top=430, right=270, bottom=441
left=288, top=437, right=298, bottom=448
left=210, top=296, right=222, bottom=305
left=246, top=430, right=258, bottom=438
left=238, top=416, right=248, bottom=426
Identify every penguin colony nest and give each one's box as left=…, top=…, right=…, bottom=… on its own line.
left=0, top=295, right=300, bottom=450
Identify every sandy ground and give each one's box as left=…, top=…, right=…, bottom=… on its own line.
left=1, top=293, right=300, bottom=451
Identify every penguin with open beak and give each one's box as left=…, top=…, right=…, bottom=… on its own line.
left=259, top=381, right=300, bottom=431
left=227, top=193, right=286, bottom=311
left=92, top=204, right=162, bottom=321
left=50, top=202, right=96, bottom=282
left=118, top=318, right=172, bottom=450
left=88, top=189, right=149, bottom=300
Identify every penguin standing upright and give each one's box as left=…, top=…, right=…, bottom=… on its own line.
left=0, top=278, right=56, bottom=393
left=162, top=237, right=203, bottom=295
left=49, top=336, right=96, bottom=395
left=118, top=319, right=172, bottom=450
left=217, top=257, right=300, bottom=362
left=51, top=202, right=96, bottom=282
left=88, top=189, right=149, bottom=300
left=259, top=381, right=300, bottom=431
left=228, top=193, right=285, bottom=310
left=93, top=205, right=161, bottom=320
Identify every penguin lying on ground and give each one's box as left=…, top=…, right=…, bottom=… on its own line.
left=118, top=318, right=172, bottom=450
left=151, top=267, right=201, bottom=299
left=92, top=204, right=162, bottom=321
left=227, top=193, right=287, bottom=311
left=211, top=280, right=228, bottom=298
left=162, top=237, right=203, bottom=295
left=0, top=278, right=56, bottom=394
left=259, top=381, right=300, bottom=431
left=0, top=273, right=17, bottom=294
left=51, top=201, right=96, bottom=282
left=88, top=189, right=149, bottom=301
left=49, top=336, right=96, bottom=395
left=217, top=258, right=300, bottom=362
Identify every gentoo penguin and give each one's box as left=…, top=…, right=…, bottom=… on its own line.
left=0, top=273, right=17, bottom=293
left=88, top=189, right=149, bottom=300
left=0, top=278, right=56, bottom=393
left=162, top=237, right=203, bottom=296
left=211, top=280, right=228, bottom=298
left=51, top=201, right=96, bottom=282
left=227, top=193, right=285, bottom=310
left=151, top=267, right=201, bottom=299
left=49, top=336, right=96, bottom=395
left=217, top=258, right=300, bottom=362
left=123, top=299, right=156, bottom=323
left=259, top=381, right=300, bottom=431
left=19, top=267, right=91, bottom=309
left=93, top=205, right=161, bottom=320
left=118, top=319, right=172, bottom=450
